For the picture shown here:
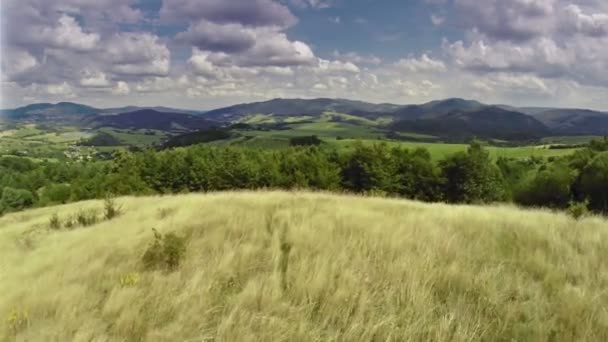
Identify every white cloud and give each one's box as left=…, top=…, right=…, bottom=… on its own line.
left=394, top=54, right=447, bottom=73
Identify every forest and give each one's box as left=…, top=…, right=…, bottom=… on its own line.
left=1, top=138, right=608, bottom=216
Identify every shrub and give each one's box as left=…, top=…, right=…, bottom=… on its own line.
left=76, top=209, right=98, bottom=227
left=142, top=229, right=186, bottom=271
left=49, top=213, right=61, bottom=230
left=568, top=200, right=589, bottom=220
left=103, top=196, right=122, bottom=220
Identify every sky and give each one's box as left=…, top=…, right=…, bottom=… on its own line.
left=1, top=0, right=608, bottom=111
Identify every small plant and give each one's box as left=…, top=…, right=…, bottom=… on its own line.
left=76, top=209, right=99, bottom=227
left=119, top=273, right=140, bottom=287
left=157, top=207, right=175, bottom=220
left=49, top=213, right=61, bottom=230
left=568, top=200, right=589, bottom=220
left=104, top=196, right=122, bottom=220
left=6, top=308, right=29, bottom=335
left=142, top=228, right=187, bottom=271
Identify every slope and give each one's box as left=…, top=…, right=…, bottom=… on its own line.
left=2, top=191, right=608, bottom=341
left=87, top=109, right=219, bottom=131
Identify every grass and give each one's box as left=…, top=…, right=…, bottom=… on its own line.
left=331, top=139, right=579, bottom=161
left=540, top=136, right=603, bottom=145
left=1, top=191, right=608, bottom=341
left=97, top=128, right=167, bottom=147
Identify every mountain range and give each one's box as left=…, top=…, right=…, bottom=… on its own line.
left=2, top=98, right=607, bottom=140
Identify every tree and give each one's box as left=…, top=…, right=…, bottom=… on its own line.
left=576, top=152, right=608, bottom=212
left=0, top=187, right=34, bottom=214
left=439, top=141, right=507, bottom=204
left=514, top=163, right=575, bottom=209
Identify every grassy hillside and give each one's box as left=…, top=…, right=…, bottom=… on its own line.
left=2, top=192, right=608, bottom=341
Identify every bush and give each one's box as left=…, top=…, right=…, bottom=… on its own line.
left=103, top=196, right=122, bottom=220
left=568, top=200, right=589, bottom=220
left=142, top=229, right=187, bottom=271
left=49, top=213, right=61, bottom=230
left=75, top=209, right=99, bottom=227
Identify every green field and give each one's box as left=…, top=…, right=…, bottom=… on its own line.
left=330, top=139, right=578, bottom=160
left=540, top=136, right=603, bottom=145
left=97, top=128, right=167, bottom=147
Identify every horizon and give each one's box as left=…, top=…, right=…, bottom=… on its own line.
left=2, top=97, right=607, bottom=113
left=2, top=1, right=608, bottom=111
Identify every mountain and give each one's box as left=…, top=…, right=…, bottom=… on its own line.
left=100, top=106, right=206, bottom=116
left=87, top=109, right=218, bottom=131
left=202, top=98, right=402, bottom=121
left=1, top=102, right=100, bottom=122
left=391, top=106, right=550, bottom=140
left=531, top=109, right=608, bottom=136
left=391, top=98, right=485, bottom=120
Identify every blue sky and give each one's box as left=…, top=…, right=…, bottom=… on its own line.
left=2, top=0, right=608, bottom=110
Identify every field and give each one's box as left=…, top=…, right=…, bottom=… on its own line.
left=331, top=139, right=579, bottom=160
left=2, top=191, right=608, bottom=341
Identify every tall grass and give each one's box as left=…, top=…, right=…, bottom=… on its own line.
left=1, top=191, right=608, bottom=341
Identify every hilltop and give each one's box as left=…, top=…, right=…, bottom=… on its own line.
left=2, top=191, right=608, bottom=341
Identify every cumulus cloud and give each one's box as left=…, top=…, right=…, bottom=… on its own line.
left=394, top=54, right=447, bottom=73
left=160, top=0, right=297, bottom=28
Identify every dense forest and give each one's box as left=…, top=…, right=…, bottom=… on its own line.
left=2, top=138, right=608, bottom=216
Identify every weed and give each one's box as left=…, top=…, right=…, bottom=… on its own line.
left=49, top=213, right=61, bottom=230
left=76, top=209, right=98, bottom=227
left=568, top=200, right=589, bottom=220
left=142, top=228, right=187, bottom=271
left=6, top=308, right=29, bottom=335
left=119, top=273, right=140, bottom=287
left=104, top=196, right=122, bottom=220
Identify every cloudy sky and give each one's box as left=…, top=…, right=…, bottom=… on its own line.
left=1, top=0, right=608, bottom=110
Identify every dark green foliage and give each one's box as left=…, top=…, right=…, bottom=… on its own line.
left=162, top=128, right=232, bottom=149
left=576, top=152, right=608, bottom=212
left=0, top=187, right=34, bottom=214
left=78, top=131, right=122, bottom=146
left=439, top=142, right=507, bottom=204
left=514, top=163, right=576, bottom=208
left=289, top=135, right=322, bottom=147
left=2, top=136, right=608, bottom=217
left=142, top=229, right=187, bottom=271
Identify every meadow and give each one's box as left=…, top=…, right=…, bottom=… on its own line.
left=1, top=191, right=608, bottom=341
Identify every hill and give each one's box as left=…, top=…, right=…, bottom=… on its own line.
left=391, top=106, right=550, bottom=140
left=2, top=191, right=608, bottom=341
left=87, top=109, right=219, bottom=132
left=532, top=109, right=608, bottom=136
left=0, top=102, right=99, bottom=123
left=202, top=98, right=402, bottom=121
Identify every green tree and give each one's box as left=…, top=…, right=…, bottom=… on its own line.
left=0, top=187, right=34, bottom=214
left=439, top=141, right=507, bottom=204
left=576, top=152, right=608, bottom=212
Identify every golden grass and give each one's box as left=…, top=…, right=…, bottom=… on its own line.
left=1, top=191, right=608, bottom=341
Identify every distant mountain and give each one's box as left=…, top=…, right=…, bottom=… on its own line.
left=87, top=109, right=218, bottom=131
left=392, top=98, right=485, bottom=120
left=3, top=98, right=608, bottom=140
left=1, top=102, right=100, bottom=123
left=391, top=106, right=550, bottom=140
left=202, top=98, right=401, bottom=121
left=101, top=106, right=206, bottom=116
left=531, top=109, right=608, bottom=136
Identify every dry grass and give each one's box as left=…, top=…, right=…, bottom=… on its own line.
left=1, top=191, right=608, bottom=341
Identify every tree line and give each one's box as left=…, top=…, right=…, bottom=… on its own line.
left=2, top=138, right=608, bottom=215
